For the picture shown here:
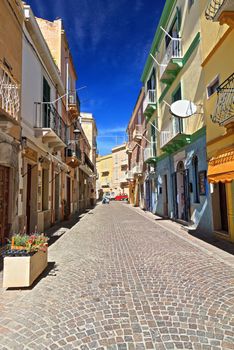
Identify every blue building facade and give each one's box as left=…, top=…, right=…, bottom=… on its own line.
left=155, top=129, right=213, bottom=234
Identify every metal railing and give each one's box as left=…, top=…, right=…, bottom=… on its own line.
left=132, top=163, right=143, bottom=175
left=66, top=144, right=82, bottom=160
left=144, top=147, right=156, bottom=161
left=143, top=90, right=156, bottom=113
left=211, top=73, right=234, bottom=125
left=205, top=0, right=225, bottom=20
left=133, top=124, right=143, bottom=140
left=35, top=102, right=66, bottom=143
left=160, top=119, right=183, bottom=148
left=68, top=91, right=80, bottom=109
left=126, top=171, right=134, bottom=180
left=160, top=38, right=182, bottom=78
left=0, top=65, right=20, bottom=121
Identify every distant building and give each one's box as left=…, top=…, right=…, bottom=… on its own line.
left=96, top=144, right=129, bottom=200
left=96, top=154, right=113, bottom=200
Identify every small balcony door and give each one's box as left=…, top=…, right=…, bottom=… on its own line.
left=172, top=85, right=183, bottom=133
left=43, top=77, right=51, bottom=128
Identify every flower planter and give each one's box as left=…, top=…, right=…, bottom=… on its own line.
left=3, top=250, right=48, bottom=288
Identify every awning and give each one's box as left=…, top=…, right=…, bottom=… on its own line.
left=208, top=149, right=234, bottom=183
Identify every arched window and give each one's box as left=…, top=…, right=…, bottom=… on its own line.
left=192, top=156, right=199, bottom=203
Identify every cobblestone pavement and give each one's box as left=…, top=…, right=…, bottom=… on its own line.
left=0, top=202, right=234, bottom=350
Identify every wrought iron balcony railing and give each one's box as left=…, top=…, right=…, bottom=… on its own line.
left=0, top=65, right=20, bottom=121
left=205, top=0, right=225, bottom=20
left=211, top=73, right=234, bottom=125
left=68, top=91, right=80, bottom=116
left=35, top=102, right=66, bottom=144
left=66, top=144, right=82, bottom=160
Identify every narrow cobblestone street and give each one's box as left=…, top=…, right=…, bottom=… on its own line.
left=0, top=202, right=234, bottom=350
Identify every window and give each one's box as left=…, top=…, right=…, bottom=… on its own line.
left=102, top=171, right=109, bottom=177
left=172, top=84, right=183, bottom=133
left=192, top=156, right=199, bottom=203
left=207, top=76, right=219, bottom=98
left=151, top=121, right=157, bottom=157
left=43, top=77, right=51, bottom=127
left=147, top=68, right=156, bottom=91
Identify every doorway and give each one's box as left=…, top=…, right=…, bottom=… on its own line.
left=55, top=173, right=60, bottom=222
left=174, top=161, right=190, bottom=222
left=163, top=174, right=169, bottom=217
left=66, top=177, right=71, bottom=218
left=26, top=164, right=32, bottom=233
left=0, top=166, right=10, bottom=245
left=219, top=183, right=228, bottom=233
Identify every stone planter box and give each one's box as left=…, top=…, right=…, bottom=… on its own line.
left=3, top=250, right=48, bottom=288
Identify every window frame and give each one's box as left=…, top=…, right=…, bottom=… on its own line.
left=206, top=75, right=220, bottom=99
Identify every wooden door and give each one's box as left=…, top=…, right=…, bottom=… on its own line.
left=66, top=177, right=71, bottom=217
left=219, top=183, right=228, bottom=233
left=172, top=172, right=178, bottom=219
left=183, top=169, right=190, bottom=222
left=0, top=166, right=10, bottom=245
left=164, top=174, right=168, bottom=217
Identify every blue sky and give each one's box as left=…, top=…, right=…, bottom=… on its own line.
left=26, top=0, right=165, bottom=155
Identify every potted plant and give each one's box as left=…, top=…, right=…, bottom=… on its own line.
left=2, top=233, right=48, bottom=288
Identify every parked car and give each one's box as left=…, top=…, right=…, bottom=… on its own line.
left=114, top=194, right=128, bottom=201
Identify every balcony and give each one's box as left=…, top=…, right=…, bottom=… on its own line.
left=119, top=173, right=128, bottom=184
left=144, top=147, right=157, bottom=164
left=0, top=65, right=20, bottom=132
left=133, top=125, right=143, bottom=141
left=159, top=38, right=183, bottom=84
left=126, top=141, right=135, bottom=154
left=205, top=0, right=234, bottom=26
left=68, top=91, right=80, bottom=118
left=160, top=120, right=191, bottom=154
left=211, top=73, right=234, bottom=126
left=126, top=171, right=134, bottom=181
left=132, top=163, right=143, bottom=176
left=65, top=143, right=82, bottom=168
left=34, top=102, right=67, bottom=150
left=143, top=90, right=157, bottom=119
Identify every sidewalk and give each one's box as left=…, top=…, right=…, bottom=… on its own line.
left=126, top=203, right=234, bottom=268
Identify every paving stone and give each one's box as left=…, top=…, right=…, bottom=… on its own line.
left=0, top=203, right=233, bottom=349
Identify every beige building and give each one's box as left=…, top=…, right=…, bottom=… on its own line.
left=0, top=0, right=24, bottom=244
left=96, top=144, right=129, bottom=200
left=96, top=154, right=113, bottom=199
left=80, top=113, right=98, bottom=206
left=112, top=144, right=129, bottom=197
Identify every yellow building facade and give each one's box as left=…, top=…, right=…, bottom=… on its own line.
left=203, top=0, right=234, bottom=241
left=96, top=154, right=113, bottom=199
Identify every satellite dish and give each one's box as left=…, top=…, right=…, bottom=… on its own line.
left=170, top=99, right=197, bottom=118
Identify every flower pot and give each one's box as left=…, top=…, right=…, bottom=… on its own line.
left=3, top=250, right=48, bottom=288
